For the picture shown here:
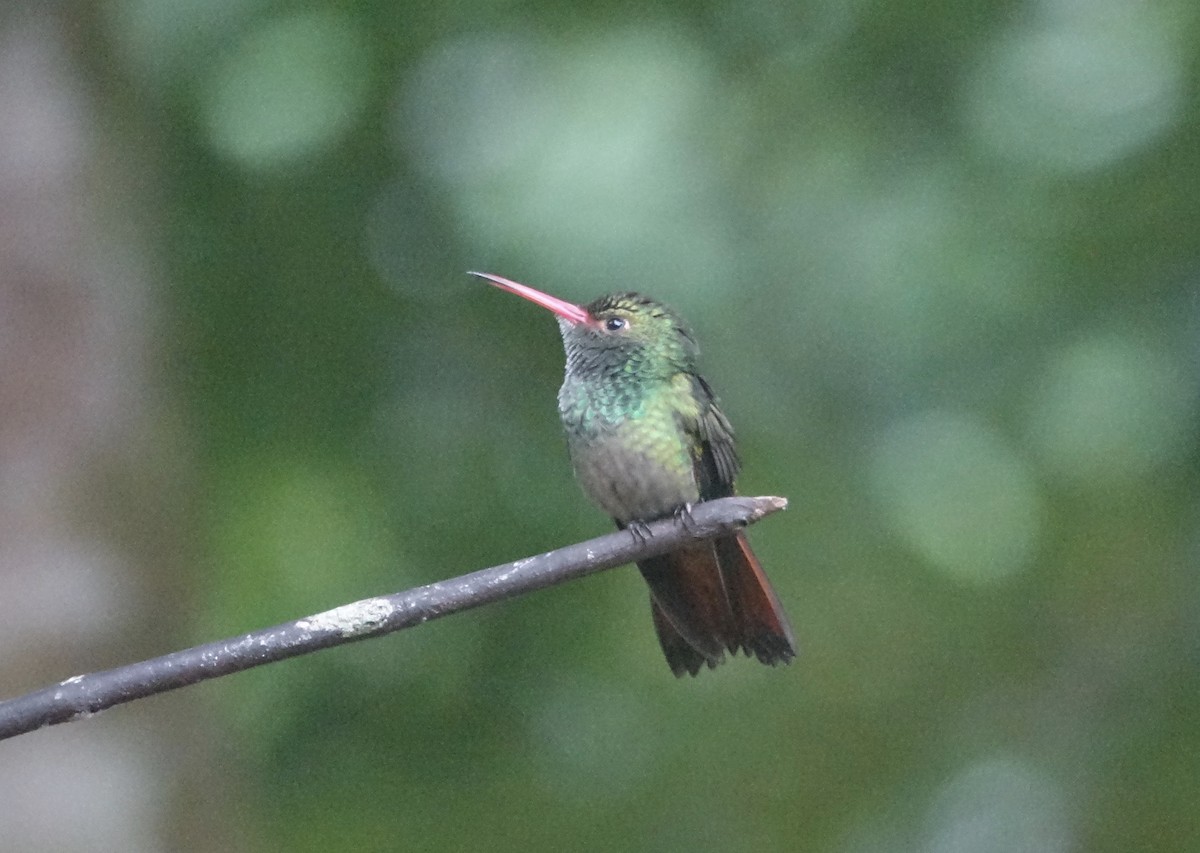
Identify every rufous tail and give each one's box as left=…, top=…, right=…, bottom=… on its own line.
left=637, top=532, right=796, bottom=677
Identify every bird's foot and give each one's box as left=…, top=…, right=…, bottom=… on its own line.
left=674, top=502, right=704, bottom=536
left=627, top=519, right=654, bottom=544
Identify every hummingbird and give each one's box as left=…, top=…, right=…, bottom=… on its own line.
left=472, top=271, right=796, bottom=676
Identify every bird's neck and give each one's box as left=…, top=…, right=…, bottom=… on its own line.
left=558, top=361, right=666, bottom=433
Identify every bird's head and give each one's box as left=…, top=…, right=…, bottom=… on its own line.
left=471, top=272, right=699, bottom=379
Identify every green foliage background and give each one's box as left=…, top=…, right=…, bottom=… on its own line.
left=92, top=0, right=1200, bottom=849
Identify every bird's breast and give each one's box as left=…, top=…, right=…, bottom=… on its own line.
left=558, top=385, right=699, bottom=524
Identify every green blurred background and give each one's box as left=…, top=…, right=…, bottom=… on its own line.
left=1, top=0, right=1198, bottom=850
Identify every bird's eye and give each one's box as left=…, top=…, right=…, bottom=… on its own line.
left=604, top=317, right=628, bottom=332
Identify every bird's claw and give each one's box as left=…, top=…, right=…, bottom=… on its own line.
left=627, top=520, right=654, bottom=544
left=674, top=502, right=704, bottom=535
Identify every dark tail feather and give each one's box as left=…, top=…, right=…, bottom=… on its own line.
left=635, top=532, right=796, bottom=676
left=649, top=598, right=714, bottom=677
left=637, top=543, right=737, bottom=675
left=715, top=532, right=797, bottom=666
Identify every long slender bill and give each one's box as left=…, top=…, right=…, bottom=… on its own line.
left=469, top=271, right=589, bottom=325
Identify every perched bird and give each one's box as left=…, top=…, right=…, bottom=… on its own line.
left=472, top=271, right=796, bottom=676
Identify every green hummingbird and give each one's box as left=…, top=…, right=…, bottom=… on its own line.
left=472, top=271, right=796, bottom=676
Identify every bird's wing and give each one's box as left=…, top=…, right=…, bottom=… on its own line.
left=679, top=373, right=741, bottom=500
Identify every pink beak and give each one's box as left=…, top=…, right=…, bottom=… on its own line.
left=469, top=271, right=590, bottom=326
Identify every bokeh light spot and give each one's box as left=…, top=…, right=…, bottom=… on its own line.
left=871, top=411, right=1042, bottom=583
left=399, top=27, right=733, bottom=290
left=924, top=757, right=1072, bottom=853
left=198, top=10, right=372, bottom=169
left=797, top=173, right=1038, bottom=391
left=1028, top=332, right=1197, bottom=488
left=964, top=18, right=1182, bottom=172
